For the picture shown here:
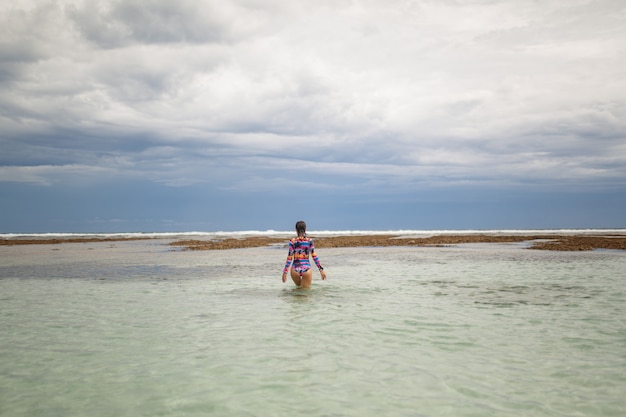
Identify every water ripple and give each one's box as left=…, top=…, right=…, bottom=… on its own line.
left=1, top=243, right=625, bottom=416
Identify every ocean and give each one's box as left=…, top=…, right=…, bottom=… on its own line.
left=1, top=231, right=625, bottom=416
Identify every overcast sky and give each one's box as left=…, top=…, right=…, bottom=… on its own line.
left=1, top=0, right=625, bottom=233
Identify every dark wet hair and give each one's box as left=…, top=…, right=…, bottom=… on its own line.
left=295, top=221, right=307, bottom=237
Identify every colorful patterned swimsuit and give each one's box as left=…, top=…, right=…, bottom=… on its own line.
left=283, top=237, right=323, bottom=275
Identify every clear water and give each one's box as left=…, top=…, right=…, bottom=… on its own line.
left=1, top=240, right=625, bottom=417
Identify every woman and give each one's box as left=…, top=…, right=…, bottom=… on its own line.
left=282, top=221, right=327, bottom=288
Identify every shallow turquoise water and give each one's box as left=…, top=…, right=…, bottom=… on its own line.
left=1, top=240, right=625, bottom=416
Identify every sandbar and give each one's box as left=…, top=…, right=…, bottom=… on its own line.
left=169, top=234, right=626, bottom=251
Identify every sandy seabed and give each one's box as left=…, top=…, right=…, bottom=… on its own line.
left=2, top=234, right=626, bottom=251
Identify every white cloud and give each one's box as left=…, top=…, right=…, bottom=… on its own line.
left=1, top=0, right=625, bottom=193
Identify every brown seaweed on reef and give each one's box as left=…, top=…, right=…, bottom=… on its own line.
left=168, top=234, right=626, bottom=252
left=526, top=236, right=626, bottom=251
left=169, top=237, right=285, bottom=250
left=3, top=234, right=624, bottom=252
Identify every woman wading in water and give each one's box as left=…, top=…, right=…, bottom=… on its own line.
left=282, top=221, right=327, bottom=288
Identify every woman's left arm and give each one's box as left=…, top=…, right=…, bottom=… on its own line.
left=311, top=240, right=326, bottom=280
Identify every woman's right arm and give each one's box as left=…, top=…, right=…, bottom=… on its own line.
left=282, top=240, right=294, bottom=281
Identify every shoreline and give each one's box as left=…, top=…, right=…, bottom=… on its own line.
left=3, top=234, right=625, bottom=251
left=0, top=237, right=154, bottom=246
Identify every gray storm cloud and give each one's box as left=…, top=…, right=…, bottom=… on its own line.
left=1, top=0, right=625, bottom=191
